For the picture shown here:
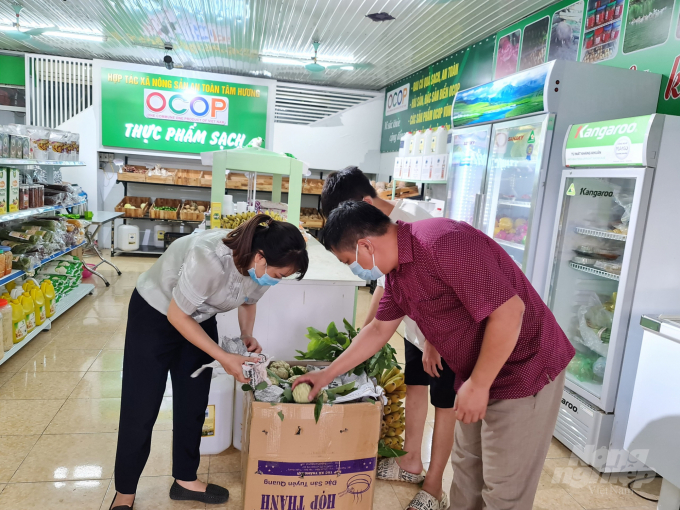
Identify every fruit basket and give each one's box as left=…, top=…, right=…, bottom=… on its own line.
left=114, top=196, right=151, bottom=218
left=299, top=207, right=324, bottom=229
left=149, top=198, right=181, bottom=220
left=180, top=200, right=210, bottom=221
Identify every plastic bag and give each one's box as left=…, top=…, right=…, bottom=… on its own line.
left=612, top=186, right=633, bottom=228
left=576, top=293, right=612, bottom=358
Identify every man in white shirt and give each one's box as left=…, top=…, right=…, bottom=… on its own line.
left=321, top=167, right=456, bottom=510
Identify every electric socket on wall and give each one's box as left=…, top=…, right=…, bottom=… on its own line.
left=98, top=152, right=115, bottom=162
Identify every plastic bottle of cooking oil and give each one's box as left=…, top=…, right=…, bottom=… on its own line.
left=399, top=132, right=412, bottom=157
left=423, top=128, right=435, bottom=155
left=11, top=298, right=27, bottom=343
left=41, top=280, right=56, bottom=318
left=406, top=131, right=416, bottom=156
left=19, top=292, right=35, bottom=333
left=29, top=286, right=46, bottom=327
left=413, top=130, right=426, bottom=156
left=432, top=126, right=448, bottom=154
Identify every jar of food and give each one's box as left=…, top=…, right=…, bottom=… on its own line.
left=28, top=185, right=38, bottom=209
left=19, top=185, right=29, bottom=210
left=596, top=5, right=606, bottom=25
left=593, top=0, right=601, bottom=8
left=585, top=32, right=594, bottom=49
left=0, top=247, right=6, bottom=277
left=37, top=184, right=44, bottom=207
left=594, top=26, right=604, bottom=45
left=614, top=0, right=624, bottom=18
left=612, top=19, right=622, bottom=40
left=586, top=9, right=596, bottom=28
left=605, top=1, right=616, bottom=21
left=603, top=24, right=612, bottom=43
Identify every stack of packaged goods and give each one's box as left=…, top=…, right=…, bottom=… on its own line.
left=0, top=217, right=88, bottom=273
left=0, top=172, right=84, bottom=215
left=36, top=256, right=83, bottom=304
left=0, top=276, right=55, bottom=345
left=379, top=367, right=406, bottom=452
left=0, top=124, right=80, bottom=161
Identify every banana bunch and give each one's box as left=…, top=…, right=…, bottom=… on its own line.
left=220, top=210, right=284, bottom=229
left=379, top=367, right=407, bottom=450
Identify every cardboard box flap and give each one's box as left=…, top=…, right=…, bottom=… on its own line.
left=247, top=399, right=381, bottom=460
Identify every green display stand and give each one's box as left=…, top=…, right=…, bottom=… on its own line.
left=206, top=147, right=303, bottom=227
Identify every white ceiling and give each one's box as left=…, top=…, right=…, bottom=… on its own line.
left=0, top=0, right=559, bottom=90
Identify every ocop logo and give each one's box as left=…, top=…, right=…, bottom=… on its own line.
left=144, top=89, right=229, bottom=126
left=385, top=83, right=410, bottom=116
left=574, top=121, right=637, bottom=140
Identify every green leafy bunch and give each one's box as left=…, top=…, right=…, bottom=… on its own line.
left=294, top=319, right=400, bottom=377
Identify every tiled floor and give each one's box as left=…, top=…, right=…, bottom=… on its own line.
left=0, top=255, right=662, bottom=509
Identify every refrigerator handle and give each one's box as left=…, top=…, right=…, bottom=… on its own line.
left=473, top=193, right=484, bottom=227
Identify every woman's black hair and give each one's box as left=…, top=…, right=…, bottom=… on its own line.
left=320, top=200, right=391, bottom=252
left=224, top=214, right=308, bottom=280
left=320, top=166, right=376, bottom=218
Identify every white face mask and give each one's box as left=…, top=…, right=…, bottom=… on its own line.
left=349, top=241, right=384, bottom=281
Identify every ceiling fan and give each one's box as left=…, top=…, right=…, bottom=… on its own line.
left=305, top=41, right=354, bottom=73
left=2, top=3, right=59, bottom=42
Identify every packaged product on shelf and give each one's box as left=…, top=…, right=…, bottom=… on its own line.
left=0, top=127, right=9, bottom=158
left=18, top=291, right=35, bottom=333
left=8, top=168, right=19, bottom=212
left=0, top=246, right=9, bottom=275
left=48, top=130, right=68, bottom=161
left=27, top=127, right=50, bottom=160
left=0, top=229, right=40, bottom=244
left=41, top=279, right=56, bottom=317
left=0, top=167, right=7, bottom=214
left=18, top=185, right=29, bottom=210
left=12, top=255, right=34, bottom=272
left=594, top=260, right=622, bottom=274
left=10, top=298, right=26, bottom=343
left=1, top=240, right=38, bottom=254
left=66, top=133, right=80, bottom=161
left=0, top=299, right=13, bottom=352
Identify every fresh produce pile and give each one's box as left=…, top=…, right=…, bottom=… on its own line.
left=221, top=210, right=284, bottom=229
left=123, top=202, right=147, bottom=210
left=153, top=206, right=177, bottom=212
left=182, top=201, right=206, bottom=214
left=379, top=367, right=406, bottom=453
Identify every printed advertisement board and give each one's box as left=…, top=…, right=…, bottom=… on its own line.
left=100, top=67, right=269, bottom=154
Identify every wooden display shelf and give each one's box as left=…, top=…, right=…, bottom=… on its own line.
left=114, top=196, right=151, bottom=217
left=149, top=198, right=181, bottom=220
left=176, top=169, right=203, bottom=187
left=377, top=186, right=420, bottom=200
left=146, top=169, right=177, bottom=184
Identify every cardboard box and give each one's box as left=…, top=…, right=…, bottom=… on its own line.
left=8, top=169, right=20, bottom=212
left=241, top=371, right=382, bottom=510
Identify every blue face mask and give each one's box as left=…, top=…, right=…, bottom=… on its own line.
left=248, top=262, right=281, bottom=286
left=349, top=242, right=384, bottom=281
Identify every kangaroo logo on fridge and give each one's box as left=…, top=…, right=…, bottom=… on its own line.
left=385, top=84, right=410, bottom=116
left=561, top=397, right=578, bottom=414
left=144, top=89, right=229, bottom=126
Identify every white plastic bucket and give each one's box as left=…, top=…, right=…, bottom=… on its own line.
left=399, top=132, right=412, bottom=157
left=117, top=225, right=139, bottom=252
left=153, top=224, right=169, bottom=249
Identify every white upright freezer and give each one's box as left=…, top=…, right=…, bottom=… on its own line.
left=445, top=60, right=660, bottom=293
left=545, top=114, right=680, bottom=472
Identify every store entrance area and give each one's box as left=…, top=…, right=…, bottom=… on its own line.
left=0, top=256, right=662, bottom=509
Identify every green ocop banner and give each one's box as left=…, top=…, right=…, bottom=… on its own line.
left=380, top=37, right=495, bottom=153
left=100, top=68, right=268, bottom=154
left=564, top=114, right=653, bottom=166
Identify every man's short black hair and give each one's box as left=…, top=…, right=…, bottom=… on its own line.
left=320, top=166, right=377, bottom=218
left=320, top=200, right=391, bottom=252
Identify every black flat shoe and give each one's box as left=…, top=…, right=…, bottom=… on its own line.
left=169, top=480, right=229, bottom=505
left=109, top=495, right=134, bottom=509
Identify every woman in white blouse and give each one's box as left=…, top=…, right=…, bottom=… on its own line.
left=110, top=214, right=308, bottom=510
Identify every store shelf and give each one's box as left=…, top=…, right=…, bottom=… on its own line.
left=570, top=261, right=620, bottom=281
left=0, top=199, right=87, bottom=224
left=575, top=226, right=627, bottom=242
left=113, top=245, right=165, bottom=256
left=0, top=241, right=87, bottom=287
left=116, top=178, right=324, bottom=196
left=584, top=17, right=619, bottom=34
left=0, top=283, right=94, bottom=367
left=567, top=374, right=603, bottom=399
left=0, top=159, right=86, bottom=167
left=583, top=37, right=618, bottom=54
left=498, top=199, right=531, bottom=208
left=494, top=239, right=525, bottom=251
left=121, top=215, right=201, bottom=224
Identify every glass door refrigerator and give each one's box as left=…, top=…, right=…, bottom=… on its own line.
left=444, top=60, right=660, bottom=292
left=546, top=114, right=680, bottom=473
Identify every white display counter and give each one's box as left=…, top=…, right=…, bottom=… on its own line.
left=625, top=315, right=680, bottom=510
left=216, top=236, right=365, bottom=360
